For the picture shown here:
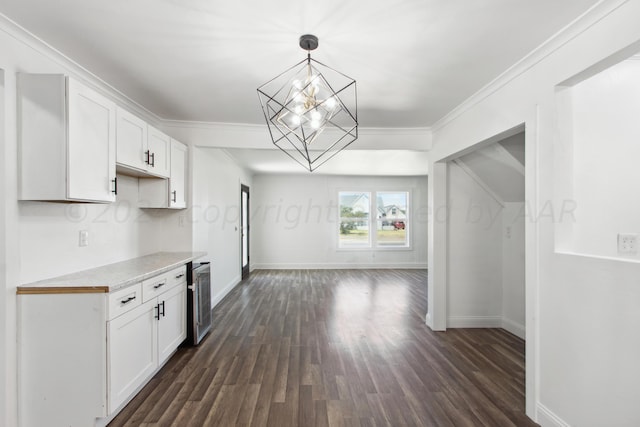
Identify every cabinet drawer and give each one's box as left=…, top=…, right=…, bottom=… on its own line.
left=142, top=273, right=169, bottom=303
left=142, top=267, right=187, bottom=303
left=108, top=283, right=142, bottom=320
left=166, top=265, right=187, bottom=288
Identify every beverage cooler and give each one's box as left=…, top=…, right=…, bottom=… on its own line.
left=187, top=262, right=211, bottom=345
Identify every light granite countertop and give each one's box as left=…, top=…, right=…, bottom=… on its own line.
left=17, top=251, right=206, bottom=294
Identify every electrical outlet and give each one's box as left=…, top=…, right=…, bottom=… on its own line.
left=617, top=233, right=637, bottom=254
left=79, top=230, right=89, bottom=247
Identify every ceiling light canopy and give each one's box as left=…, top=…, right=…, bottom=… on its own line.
left=257, top=34, right=358, bottom=172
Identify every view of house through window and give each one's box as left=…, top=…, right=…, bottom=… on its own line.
left=339, top=191, right=409, bottom=248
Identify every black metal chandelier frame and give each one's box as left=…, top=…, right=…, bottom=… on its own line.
left=257, top=34, right=358, bottom=172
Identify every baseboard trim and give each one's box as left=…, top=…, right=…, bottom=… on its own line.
left=536, top=403, right=571, bottom=427
left=447, top=316, right=503, bottom=328
left=211, top=275, right=241, bottom=309
left=251, top=262, right=428, bottom=270
left=502, top=317, right=526, bottom=339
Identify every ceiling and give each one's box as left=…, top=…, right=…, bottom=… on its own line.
left=1, top=0, right=600, bottom=175
left=0, top=0, right=599, bottom=129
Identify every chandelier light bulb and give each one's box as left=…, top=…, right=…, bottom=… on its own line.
left=324, top=97, right=337, bottom=110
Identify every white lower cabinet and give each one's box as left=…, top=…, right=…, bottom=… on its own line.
left=18, top=264, right=188, bottom=427
left=158, top=284, right=187, bottom=364
left=107, top=271, right=186, bottom=413
left=107, top=299, right=158, bottom=412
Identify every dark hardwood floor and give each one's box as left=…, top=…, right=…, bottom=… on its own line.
left=108, top=269, right=537, bottom=427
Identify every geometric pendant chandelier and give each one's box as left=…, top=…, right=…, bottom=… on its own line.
left=257, top=34, right=358, bottom=172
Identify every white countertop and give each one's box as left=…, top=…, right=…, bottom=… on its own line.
left=17, top=251, right=206, bottom=294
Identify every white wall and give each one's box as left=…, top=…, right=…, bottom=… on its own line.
left=502, top=202, right=525, bottom=338
left=565, top=57, right=640, bottom=260
left=18, top=175, right=165, bottom=283
left=252, top=174, right=428, bottom=269
left=0, top=68, right=7, bottom=427
left=191, top=147, right=252, bottom=307
left=447, top=162, right=503, bottom=327
left=428, top=1, right=640, bottom=425
left=446, top=164, right=525, bottom=337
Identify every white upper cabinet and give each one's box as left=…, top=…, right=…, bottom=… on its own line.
left=169, top=139, right=187, bottom=209
left=147, top=126, right=171, bottom=178
left=116, top=107, right=147, bottom=171
left=116, top=107, right=170, bottom=179
left=138, top=139, right=188, bottom=209
left=18, top=74, right=117, bottom=203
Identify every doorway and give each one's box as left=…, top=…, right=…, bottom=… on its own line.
left=429, top=122, right=535, bottom=416
left=240, top=184, right=250, bottom=279
left=446, top=131, right=526, bottom=338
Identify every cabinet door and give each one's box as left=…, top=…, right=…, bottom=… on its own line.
left=107, top=299, right=158, bottom=413
left=157, top=284, right=187, bottom=364
left=169, top=140, right=187, bottom=209
left=67, top=78, right=117, bottom=202
left=147, top=126, right=171, bottom=178
left=116, top=107, right=148, bottom=172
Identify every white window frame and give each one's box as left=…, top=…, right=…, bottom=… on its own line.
left=338, top=190, right=411, bottom=250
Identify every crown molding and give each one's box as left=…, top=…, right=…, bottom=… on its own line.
left=162, top=120, right=266, bottom=132
left=163, top=119, right=431, bottom=137
left=163, top=119, right=432, bottom=150
left=431, top=0, right=631, bottom=133
left=0, top=12, right=161, bottom=125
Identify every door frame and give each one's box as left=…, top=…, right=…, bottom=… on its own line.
left=428, top=119, right=538, bottom=419
left=240, top=184, right=250, bottom=279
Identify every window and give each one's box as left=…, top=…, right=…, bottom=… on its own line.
left=339, top=191, right=371, bottom=247
left=339, top=191, right=409, bottom=248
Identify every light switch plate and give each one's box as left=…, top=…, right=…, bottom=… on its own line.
left=79, top=230, right=89, bottom=247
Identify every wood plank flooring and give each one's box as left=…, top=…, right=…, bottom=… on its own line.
left=108, top=269, right=537, bottom=427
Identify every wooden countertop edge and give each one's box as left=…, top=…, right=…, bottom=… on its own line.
left=17, top=286, right=110, bottom=295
